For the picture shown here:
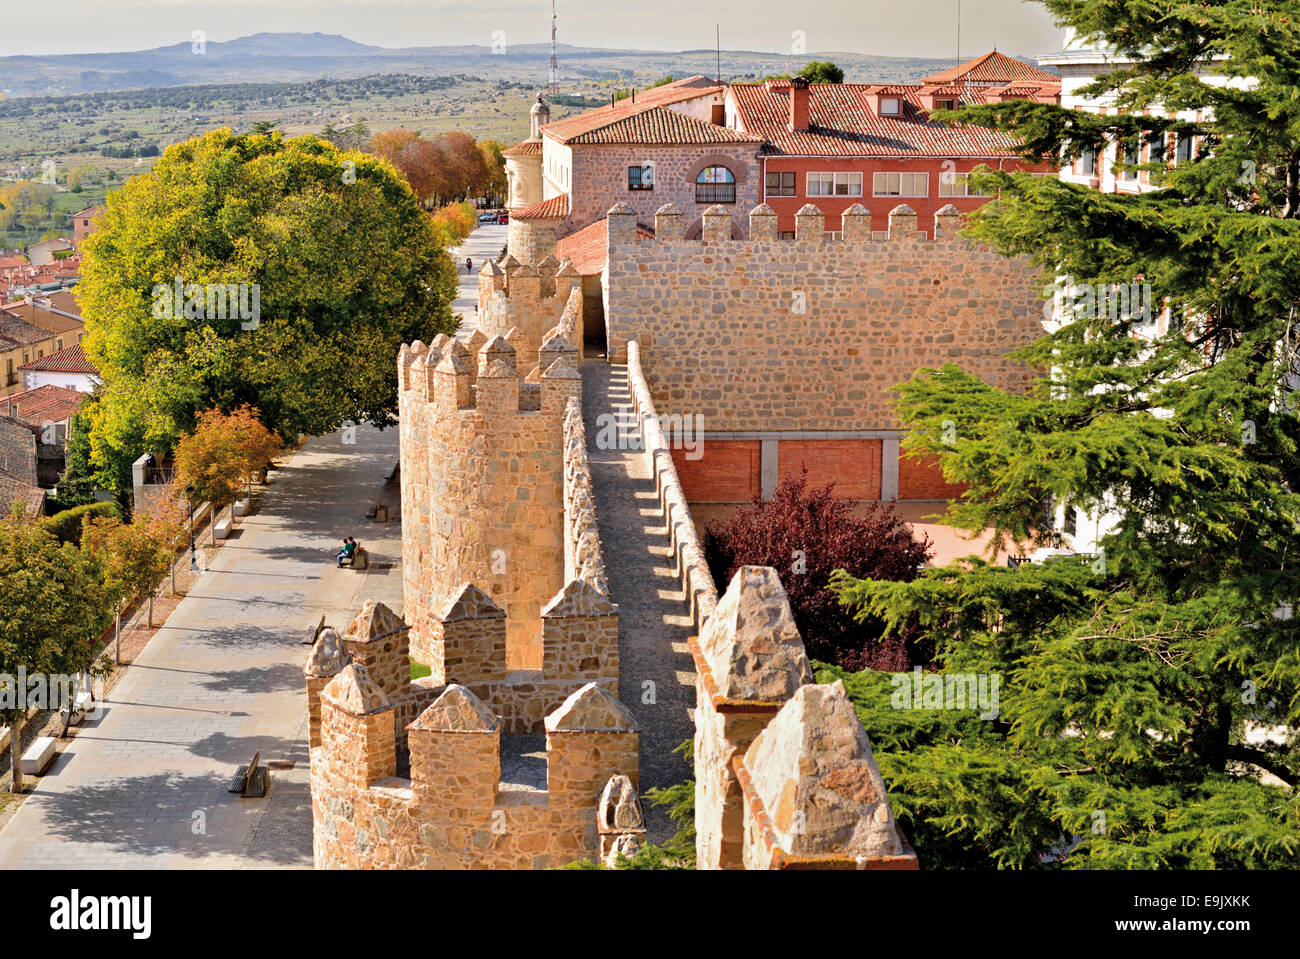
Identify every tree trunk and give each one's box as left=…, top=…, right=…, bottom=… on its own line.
left=60, top=675, right=78, bottom=738
left=170, top=561, right=176, bottom=596
left=114, top=605, right=121, bottom=665
left=10, top=713, right=23, bottom=793
left=148, top=594, right=154, bottom=629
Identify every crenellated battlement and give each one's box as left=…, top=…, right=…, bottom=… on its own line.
left=608, top=199, right=965, bottom=252
left=399, top=332, right=582, bottom=416
left=309, top=652, right=640, bottom=869
left=477, top=254, right=583, bottom=372
left=307, top=596, right=637, bottom=869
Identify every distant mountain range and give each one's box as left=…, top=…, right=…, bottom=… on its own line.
left=0, top=32, right=1051, bottom=97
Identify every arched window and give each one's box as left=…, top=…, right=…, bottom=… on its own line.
left=696, top=165, right=736, bottom=204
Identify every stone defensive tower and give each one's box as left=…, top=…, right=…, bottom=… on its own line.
left=476, top=253, right=584, bottom=373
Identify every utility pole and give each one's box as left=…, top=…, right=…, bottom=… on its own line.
left=716, top=24, right=721, bottom=84
left=549, top=0, right=560, bottom=96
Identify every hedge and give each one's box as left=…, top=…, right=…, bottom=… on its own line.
left=41, top=501, right=120, bottom=545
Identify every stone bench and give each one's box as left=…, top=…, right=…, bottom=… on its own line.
left=213, top=519, right=231, bottom=540
left=21, top=736, right=56, bottom=776
left=233, top=498, right=251, bottom=516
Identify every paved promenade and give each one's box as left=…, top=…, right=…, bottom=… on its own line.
left=0, top=426, right=403, bottom=869
left=581, top=361, right=698, bottom=843
left=448, top=222, right=507, bottom=340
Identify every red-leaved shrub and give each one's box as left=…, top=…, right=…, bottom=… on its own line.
left=703, top=470, right=932, bottom=671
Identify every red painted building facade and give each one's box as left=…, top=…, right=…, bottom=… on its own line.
left=725, top=53, right=1061, bottom=236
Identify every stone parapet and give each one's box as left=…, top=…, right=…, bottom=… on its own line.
left=626, top=339, right=718, bottom=633
left=477, top=254, right=580, bottom=373
left=310, top=677, right=641, bottom=869
left=691, top=568, right=918, bottom=870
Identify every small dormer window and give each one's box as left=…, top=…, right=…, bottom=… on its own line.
left=881, top=97, right=901, bottom=116
left=936, top=98, right=956, bottom=111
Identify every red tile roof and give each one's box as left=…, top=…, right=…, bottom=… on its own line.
left=553, top=105, right=762, bottom=146
left=921, top=51, right=1060, bottom=86
left=542, top=76, right=729, bottom=144
left=555, top=217, right=656, bottom=275
left=17, top=341, right=97, bottom=375
left=729, top=82, right=1040, bottom=157
left=0, top=309, right=55, bottom=349
left=513, top=195, right=570, bottom=220
left=3, top=384, right=87, bottom=424
left=503, top=140, right=543, bottom=157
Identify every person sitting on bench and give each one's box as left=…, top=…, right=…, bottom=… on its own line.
left=337, top=537, right=357, bottom=567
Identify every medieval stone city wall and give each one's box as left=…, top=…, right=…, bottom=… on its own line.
left=692, top=566, right=919, bottom=870
left=398, top=331, right=578, bottom=669
left=603, top=201, right=1043, bottom=432
left=309, top=662, right=641, bottom=869
left=475, top=254, right=583, bottom=372
left=627, top=338, right=719, bottom=634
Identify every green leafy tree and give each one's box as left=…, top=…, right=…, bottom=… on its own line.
left=800, top=61, right=844, bottom=84
left=0, top=506, right=111, bottom=792
left=763, top=61, right=845, bottom=84
left=72, top=128, right=457, bottom=496
left=832, top=0, right=1300, bottom=868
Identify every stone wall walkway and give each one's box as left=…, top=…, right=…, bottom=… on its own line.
left=0, top=426, right=404, bottom=870
left=581, top=360, right=697, bottom=844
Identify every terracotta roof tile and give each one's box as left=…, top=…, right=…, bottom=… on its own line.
left=503, top=140, right=543, bottom=156
left=514, top=195, right=570, bottom=220
left=552, top=105, right=762, bottom=146
left=2, top=384, right=87, bottom=424
left=555, top=217, right=655, bottom=274
left=921, top=51, right=1060, bottom=86
left=0, top=309, right=54, bottom=349
left=542, top=75, right=728, bottom=144
left=730, top=82, right=1042, bottom=157
left=0, top=474, right=44, bottom=518
left=17, top=342, right=96, bottom=375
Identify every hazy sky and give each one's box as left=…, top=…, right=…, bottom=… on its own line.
left=1, top=0, right=1066, bottom=60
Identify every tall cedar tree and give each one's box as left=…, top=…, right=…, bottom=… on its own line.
left=708, top=471, right=931, bottom=670
left=831, top=0, right=1300, bottom=867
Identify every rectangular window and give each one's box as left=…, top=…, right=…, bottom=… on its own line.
left=872, top=172, right=928, bottom=197
left=1063, top=503, right=1077, bottom=536
left=777, top=231, right=796, bottom=240
left=824, top=231, right=843, bottom=241
left=765, top=171, right=796, bottom=196
left=627, top=165, right=653, bottom=191
left=4, top=359, right=12, bottom=387
left=1175, top=133, right=1194, bottom=164
left=1120, top=138, right=1140, bottom=181
left=1076, top=145, right=1096, bottom=176
left=56, top=338, right=63, bottom=350
left=938, top=172, right=993, bottom=197
left=807, top=172, right=862, bottom=197
left=880, top=97, right=901, bottom=115
left=1147, top=131, right=1166, bottom=164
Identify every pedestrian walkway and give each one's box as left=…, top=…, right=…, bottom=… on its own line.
left=0, top=426, right=403, bottom=869
left=580, top=360, right=698, bottom=844
left=448, top=223, right=507, bottom=340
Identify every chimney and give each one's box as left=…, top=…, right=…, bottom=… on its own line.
left=788, top=75, right=810, bottom=133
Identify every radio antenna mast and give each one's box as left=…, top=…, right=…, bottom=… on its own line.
left=549, top=0, right=560, bottom=95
